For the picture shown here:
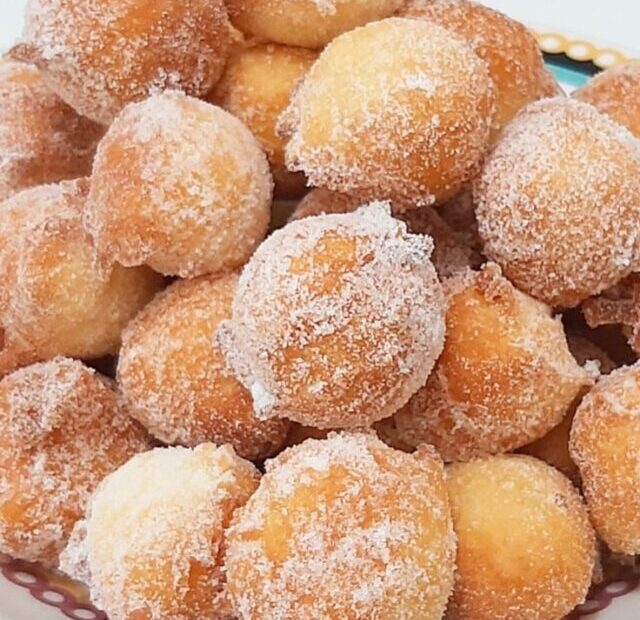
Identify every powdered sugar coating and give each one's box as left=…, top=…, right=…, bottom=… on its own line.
left=574, top=60, right=640, bottom=139
left=117, top=273, right=290, bottom=460
left=85, top=92, right=273, bottom=278
left=0, top=357, right=150, bottom=568
left=399, top=0, right=562, bottom=141
left=63, top=444, right=259, bottom=620
left=13, top=0, right=231, bottom=125
left=475, top=97, right=640, bottom=308
left=570, top=363, right=640, bottom=554
left=291, top=188, right=480, bottom=279
left=377, top=264, right=592, bottom=460
left=283, top=17, right=494, bottom=208
left=225, top=432, right=456, bottom=620
left=209, top=43, right=317, bottom=198
left=217, top=202, right=446, bottom=429
left=226, top=0, right=403, bottom=48
left=0, top=180, right=163, bottom=375
left=447, top=455, right=596, bottom=620
left=0, top=60, right=103, bottom=202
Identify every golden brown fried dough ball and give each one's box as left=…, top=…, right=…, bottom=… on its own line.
left=210, top=43, right=317, bottom=198
left=0, top=181, right=163, bottom=374
left=117, top=273, right=290, bottom=460
left=0, top=60, right=102, bottom=202
left=85, top=92, right=272, bottom=278
left=282, top=18, right=494, bottom=208
left=519, top=335, right=614, bottom=481
left=570, top=363, right=640, bottom=554
left=475, top=98, right=640, bottom=308
left=61, top=444, right=259, bottom=620
left=225, top=433, right=455, bottom=620
left=574, top=60, right=640, bottom=138
left=226, top=0, right=403, bottom=48
left=217, top=202, right=446, bottom=429
left=0, top=358, right=150, bottom=567
left=12, top=0, right=231, bottom=125
left=447, top=455, right=596, bottom=620
left=377, top=264, right=592, bottom=461
left=400, top=0, right=562, bottom=140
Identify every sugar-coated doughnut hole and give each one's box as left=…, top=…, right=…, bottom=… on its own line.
left=217, top=202, right=446, bottom=429
left=570, top=363, right=640, bottom=554
left=377, top=264, right=592, bottom=461
left=0, top=61, right=103, bottom=202
left=85, top=92, right=272, bottom=278
left=519, top=335, right=614, bottom=481
left=447, top=455, right=597, bottom=619
left=117, top=273, right=290, bottom=460
left=291, top=188, right=480, bottom=278
left=12, top=0, right=231, bottom=125
left=400, top=0, right=562, bottom=141
left=574, top=60, right=640, bottom=139
left=475, top=97, right=640, bottom=308
left=225, top=433, right=455, bottom=620
left=0, top=358, right=150, bottom=567
left=447, top=455, right=597, bottom=620
left=0, top=181, right=163, bottom=374
left=210, top=43, right=317, bottom=198
left=226, top=0, right=403, bottom=48
left=60, top=444, right=259, bottom=620
left=282, top=18, right=494, bottom=208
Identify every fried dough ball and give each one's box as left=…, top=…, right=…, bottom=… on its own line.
left=519, top=335, right=614, bottom=481
left=85, top=92, right=272, bottom=279
left=0, top=358, right=150, bottom=567
left=282, top=18, right=494, bottom=208
left=291, top=188, right=479, bottom=278
left=475, top=98, right=640, bottom=308
left=0, top=61, right=102, bottom=202
left=570, top=363, right=640, bottom=554
left=12, top=0, right=231, bottom=125
left=225, top=433, right=456, bottom=620
left=117, top=273, right=290, bottom=460
left=400, top=0, right=562, bottom=141
left=574, top=60, right=640, bottom=138
left=210, top=43, right=317, bottom=198
left=0, top=181, right=163, bottom=374
left=447, top=455, right=597, bottom=620
left=60, top=444, right=260, bottom=620
left=226, top=0, right=403, bottom=48
left=377, top=264, right=592, bottom=461
left=217, top=202, right=446, bottom=429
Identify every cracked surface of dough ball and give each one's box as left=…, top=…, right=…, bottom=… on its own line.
left=283, top=18, right=494, bottom=208
left=447, top=455, right=596, bottom=620
left=0, top=181, right=163, bottom=375
left=0, top=61, right=103, bottom=202
left=570, top=363, right=640, bottom=554
left=226, top=0, right=403, bottom=48
left=61, top=444, right=259, bottom=620
left=475, top=97, right=640, bottom=308
left=399, top=0, right=562, bottom=140
left=377, top=264, right=592, bottom=461
left=85, top=92, right=272, bottom=278
left=210, top=43, right=317, bottom=198
left=118, top=273, right=290, bottom=460
left=225, top=433, right=455, bottom=620
left=574, top=60, right=640, bottom=139
left=13, top=0, right=231, bottom=125
left=217, top=203, right=446, bottom=429
left=0, top=358, right=150, bottom=567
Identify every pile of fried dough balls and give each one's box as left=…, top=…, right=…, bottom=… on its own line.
left=2, top=0, right=640, bottom=619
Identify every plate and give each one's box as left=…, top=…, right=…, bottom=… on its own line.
left=0, top=1, right=639, bottom=619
